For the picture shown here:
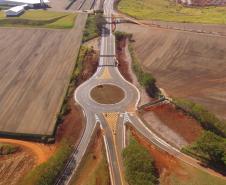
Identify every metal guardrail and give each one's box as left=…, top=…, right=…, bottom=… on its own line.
left=138, top=97, right=166, bottom=110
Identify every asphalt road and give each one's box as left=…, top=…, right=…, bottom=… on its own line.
left=55, top=0, right=225, bottom=184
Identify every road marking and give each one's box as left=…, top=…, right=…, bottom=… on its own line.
left=103, top=112, right=118, bottom=134
left=99, top=67, right=112, bottom=79
left=123, top=112, right=132, bottom=124
left=95, top=114, right=101, bottom=123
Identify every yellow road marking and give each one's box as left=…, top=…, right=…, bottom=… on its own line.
left=100, top=67, right=111, bottom=79
left=103, top=112, right=125, bottom=185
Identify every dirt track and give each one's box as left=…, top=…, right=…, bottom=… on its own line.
left=0, top=14, right=87, bottom=136
left=118, top=23, right=226, bottom=119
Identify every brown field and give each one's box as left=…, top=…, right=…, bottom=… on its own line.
left=117, top=23, right=226, bottom=120
left=0, top=14, right=87, bottom=136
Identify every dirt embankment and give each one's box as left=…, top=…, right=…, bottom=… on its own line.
left=116, top=35, right=153, bottom=105
left=130, top=128, right=188, bottom=185
left=117, top=23, right=226, bottom=120
left=116, top=37, right=133, bottom=83
left=142, top=103, right=203, bottom=148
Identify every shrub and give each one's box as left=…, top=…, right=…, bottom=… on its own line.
left=183, top=131, right=226, bottom=167
left=82, top=13, right=106, bottom=42
left=0, top=143, right=18, bottom=155
left=122, top=137, right=158, bottom=185
left=173, top=98, right=226, bottom=137
left=114, top=31, right=159, bottom=98
left=20, top=140, right=72, bottom=185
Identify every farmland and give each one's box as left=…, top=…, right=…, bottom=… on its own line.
left=117, top=23, right=226, bottom=120
left=0, top=14, right=87, bottom=137
left=118, top=0, right=226, bottom=24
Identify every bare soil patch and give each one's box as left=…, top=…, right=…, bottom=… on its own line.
left=116, top=37, right=133, bottom=83
left=143, top=103, right=203, bottom=144
left=90, top=84, right=125, bottom=104
left=117, top=23, right=226, bottom=120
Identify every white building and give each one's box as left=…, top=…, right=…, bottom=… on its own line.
left=5, top=5, right=25, bottom=16
left=0, top=0, right=49, bottom=8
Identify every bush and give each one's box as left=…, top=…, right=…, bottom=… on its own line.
left=114, top=31, right=132, bottom=40
left=82, top=13, right=106, bottom=42
left=122, top=137, right=158, bottom=185
left=20, top=140, right=72, bottom=185
left=114, top=31, right=159, bottom=98
left=0, top=143, right=18, bottom=155
left=128, top=43, right=159, bottom=98
left=173, top=98, right=226, bottom=137
left=56, top=46, right=90, bottom=123
left=183, top=131, right=226, bottom=167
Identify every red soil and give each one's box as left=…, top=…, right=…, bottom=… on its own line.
left=116, top=38, right=133, bottom=83
left=145, top=103, right=203, bottom=143
left=130, top=128, right=189, bottom=183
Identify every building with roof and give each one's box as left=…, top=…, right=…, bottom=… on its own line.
left=0, top=0, right=49, bottom=8
left=5, top=5, right=25, bottom=16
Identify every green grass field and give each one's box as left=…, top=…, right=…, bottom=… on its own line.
left=118, top=0, right=226, bottom=24
left=164, top=162, right=226, bottom=185
left=0, top=10, right=76, bottom=28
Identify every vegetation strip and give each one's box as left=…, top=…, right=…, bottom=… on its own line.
left=122, top=135, right=158, bottom=185
left=173, top=98, right=226, bottom=137
left=0, top=10, right=76, bottom=29
left=0, top=143, right=18, bottom=155
left=115, top=31, right=159, bottom=98
left=82, top=12, right=105, bottom=42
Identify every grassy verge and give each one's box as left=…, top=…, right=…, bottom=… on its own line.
left=56, top=46, right=91, bottom=124
left=168, top=162, right=226, bottom=185
left=0, top=10, right=76, bottom=29
left=19, top=140, right=72, bottom=185
left=82, top=13, right=105, bottom=42
left=0, top=143, right=18, bottom=155
left=122, top=136, right=158, bottom=185
left=115, top=31, right=159, bottom=98
left=71, top=148, right=110, bottom=185
left=118, top=0, right=226, bottom=24
left=70, top=130, right=110, bottom=185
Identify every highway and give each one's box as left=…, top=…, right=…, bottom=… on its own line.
left=55, top=0, right=225, bottom=184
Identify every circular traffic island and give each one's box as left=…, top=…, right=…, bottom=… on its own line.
left=90, top=84, right=125, bottom=104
